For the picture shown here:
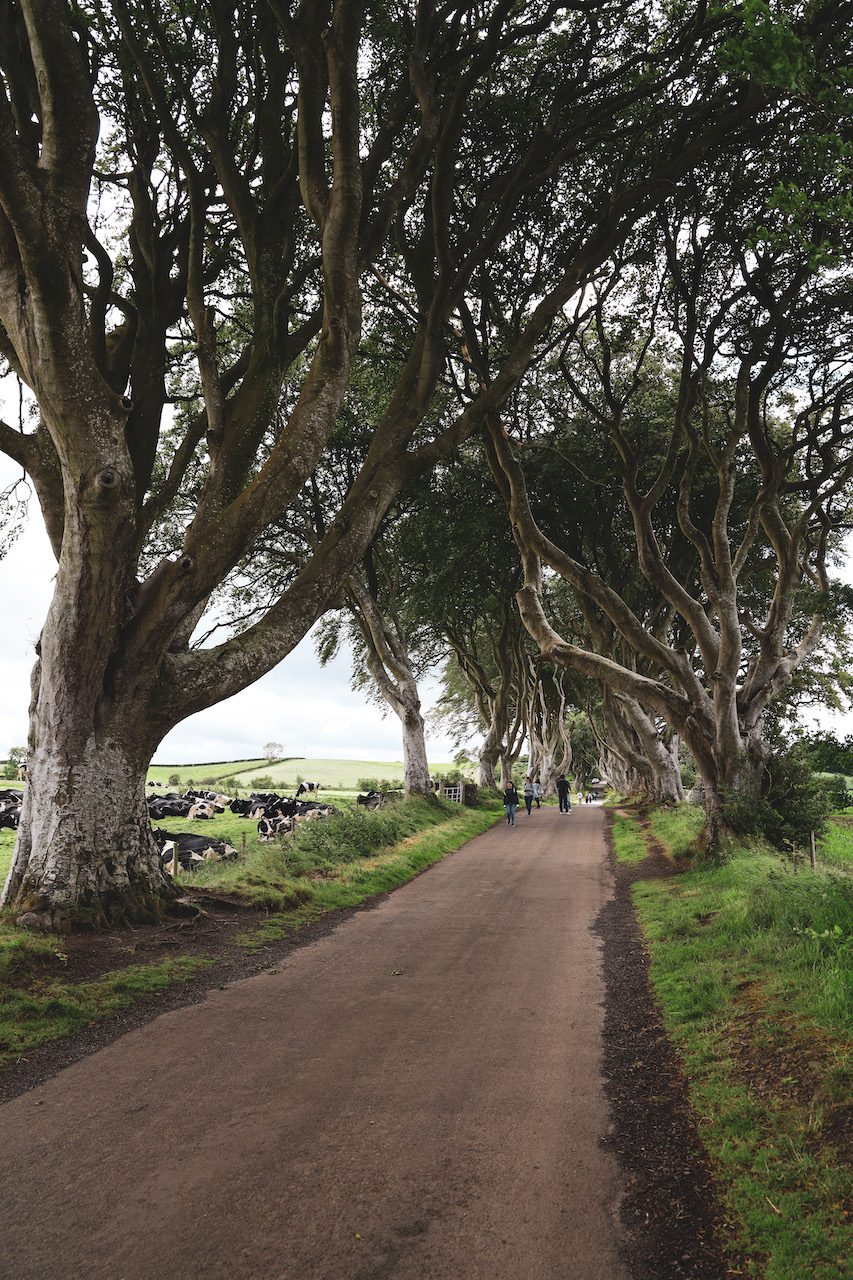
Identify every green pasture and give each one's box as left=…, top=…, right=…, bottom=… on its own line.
left=819, top=817, right=853, bottom=870
left=144, top=756, right=458, bottom=792
left=610, top=808, right=852, bottom=1279
left=816, top=772, right=853, bottom=792
left=146, top=758, right=270, bottom=787
left=0, top=829, right=13, bottom=885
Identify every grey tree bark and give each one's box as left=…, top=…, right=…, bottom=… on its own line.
left=526, top=667, right=572, bottom=795
left=346, top=575, right=433, bottom=795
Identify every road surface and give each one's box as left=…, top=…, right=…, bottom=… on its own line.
left=0, top=804, right=628, bottom=1280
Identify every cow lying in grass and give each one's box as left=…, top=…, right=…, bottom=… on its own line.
left=148, top=791, right=228, bottom=820
left=0, top=790, right=22, bottom=830
left=154, top=829, right=239, bottom=876
left=257, top=800, right=337, bottom=841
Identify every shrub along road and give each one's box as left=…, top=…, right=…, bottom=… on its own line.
left=0, top=807, right=709, bottom=1279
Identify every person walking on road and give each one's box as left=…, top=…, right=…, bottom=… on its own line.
left=556, top=774, right=572, bottom=813
left=523, top=777, right=534, bottom=816
left=503, top=781, right=520, bottom=826
left=533, top=778, right=542, bottom=808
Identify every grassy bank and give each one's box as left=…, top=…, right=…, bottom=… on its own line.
left=610, top=804, right=852, bottom=1279
left=165, top=794, right=498, bottom=910
left=0, top=797, right=500, bottom=1071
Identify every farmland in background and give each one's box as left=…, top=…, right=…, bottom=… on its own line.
left=145, top=756, right=454, bottom=792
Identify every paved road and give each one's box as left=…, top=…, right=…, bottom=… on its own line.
left=0, top=805, right=628, bottom=1280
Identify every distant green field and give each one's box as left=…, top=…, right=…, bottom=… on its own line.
left=816, top=771, right=853, bottom=792
left=146, top=759, right=269, bottom=786
left=227, top=757, right=408, bottom=789
left=145, top=756, right=454, bottom=791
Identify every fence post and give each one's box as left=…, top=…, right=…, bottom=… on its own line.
left=809, top=830, right=817, bottom=870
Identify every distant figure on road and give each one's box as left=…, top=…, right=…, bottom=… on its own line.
left=556, top=774, right=572, bottom=813
left=523, top=777, right=534, bottom=816
left=503, top=781, right=519, bottom=826
left=533, top=778, right=542, bottom=808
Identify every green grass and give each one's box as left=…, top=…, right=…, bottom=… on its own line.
left=0, top=956, right=212, bottom=1069
left=610, top=811, right=650, bottom=862
left=171, top=795, right=502, bottom=930
left=647, top=802, right=706, bottom=859
left=0, top=828, right=14, bottom=886
left=615, top=808, right=852, bottom=1278
left=818, top=818, right=853, bottom=871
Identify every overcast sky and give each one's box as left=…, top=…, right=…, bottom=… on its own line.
left=1, top=452, right=851, bottom=765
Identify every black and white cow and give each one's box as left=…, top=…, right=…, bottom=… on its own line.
left=295, top=781, right=321, bottom=797
left=258, top=799, right=336, bottom=840
left=0, top=800, right=21, bottom=830
left=257, top=815, right=292, bottom=841
left=154, top=830, right=239, bottom=875
left=148, top=798, right=192, bottom=819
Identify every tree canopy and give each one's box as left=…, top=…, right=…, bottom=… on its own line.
left=1, top=0, right=850, bottom=920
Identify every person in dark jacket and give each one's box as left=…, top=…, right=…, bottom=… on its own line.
left=556, top=774, right=572, bottom=813
left=503, top=781, right=519, bottom=826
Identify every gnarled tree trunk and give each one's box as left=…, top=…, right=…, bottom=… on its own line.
left=601, top=691, right=684, bottom=805
left=4, top=666, right=170, bottom=927
left=478, top=723, right=502, bottom=790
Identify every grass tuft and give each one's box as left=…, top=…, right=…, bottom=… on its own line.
left=647, top=802, right=706, bottom=859
left=0, top=956, right=211, bottom=1069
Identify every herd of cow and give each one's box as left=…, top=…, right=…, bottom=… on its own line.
left=0, top=782, right=391, bottom=878
left=146, top=786, right=338, bottom=875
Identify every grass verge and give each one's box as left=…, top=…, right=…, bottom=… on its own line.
left=611, top=807, right=852, bottom=1279
left=1, top=797, right=501, bottom=1072
left=1, top=956, right=212, bottom=1071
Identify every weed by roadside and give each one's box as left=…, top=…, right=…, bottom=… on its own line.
left=819, top=818, right=853, bottom=871
left=611, top=808, right=852, bottom=1279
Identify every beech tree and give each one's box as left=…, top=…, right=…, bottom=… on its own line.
left=314, top=536, right=436, bottom=795
left=485, top=162, right=853, bottom=841
left=525, top=448, right=691, bottom=804
left=0, top=0, right=793, bottom=923
left=394, top=444, right=535, bottom=786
